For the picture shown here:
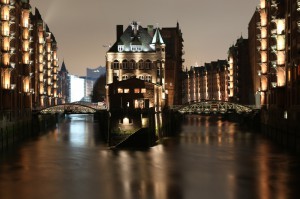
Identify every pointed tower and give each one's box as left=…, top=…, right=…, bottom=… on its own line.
left=58, top=60, right=70, bottom=103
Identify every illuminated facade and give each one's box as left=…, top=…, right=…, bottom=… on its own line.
left=257, top=0, right=287, bottom=106
left=0, top=0, right=61, bottom=114
left=248, top=10, right=261, bottom=107
left=227, top=37, right=253, bottom=105
left=106, top=21, right=166, bottom=111
left=160, top=23, right=184, bottom=105
left=254, top=0, right=300, bottom=149
left=182, top=60, right=228, bottom=104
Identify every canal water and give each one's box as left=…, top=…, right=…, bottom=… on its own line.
left=1, top=114, right=300, bottom=199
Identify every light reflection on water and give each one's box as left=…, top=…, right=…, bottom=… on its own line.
left=0, top=114, right=300, bottom=199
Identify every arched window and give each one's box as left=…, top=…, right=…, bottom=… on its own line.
left=138, top=60, right=144, bottom=69
left=112, top=60, right=119, bottom=69
left=122, top=60, right=128, bottom=69
left=145, top=60, right=152, bottom=69
left=129, top=60, right=135, bottom=69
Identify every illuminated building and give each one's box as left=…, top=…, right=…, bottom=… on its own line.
left=182, top=60, right=228, bottom=104
left=248, top=10, right=261, bottom=107
left=69, top=75, right=85, bottom=102
left=106, top=21, right=167, bottom=111
left=254, top=0, right=300, bottom=149
left=160, top=23, right=184, bottom=105
left=0, top=0, right=61, bottom=114
left=227, top=37, right=252, bottom=105
left=86, top=66, right=105, bottom=80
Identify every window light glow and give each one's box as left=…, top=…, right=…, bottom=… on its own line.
left=260, top=10, right=267, bottom=27
left=261, top=39, right=267, bottom=50
left=277, top=51, right=285, bottom=65
left=261, top=51, right=267, bottom=63
left=260, top=0, right=266, bottom=9
left=277, top=35, right=285, bottom=51
left=276, top=19, right=285, bottom=35
left=261, top=27, right=267, bottom=39
left=277, top=68, right=286, bottom=87
left=261, top=63, right=267, bottom=74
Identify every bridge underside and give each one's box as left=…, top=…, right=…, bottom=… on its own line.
left=176, top=101, right=253, bottom=114
left=40, top=104, right=97, bottom=114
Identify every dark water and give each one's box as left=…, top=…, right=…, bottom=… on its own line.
left=1, top=114, right=300, bottom=199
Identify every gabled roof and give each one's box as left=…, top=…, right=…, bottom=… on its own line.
left=108, top=22, right=166, bottom=53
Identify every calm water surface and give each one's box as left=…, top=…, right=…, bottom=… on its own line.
left=0, top=114, right=300, bottom=199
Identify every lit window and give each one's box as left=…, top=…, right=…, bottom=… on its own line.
left=124, top=89, right=130, bottom=93
left=134, top=88, right=140, bottom=93
left=141, top=88, right=146, bottom=93
left=118, top=88, right=123, bottom=93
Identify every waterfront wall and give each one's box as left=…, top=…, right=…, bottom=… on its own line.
left=261, top=107, right=300, bottom=153
left=0, top=112, right=58, bottom=150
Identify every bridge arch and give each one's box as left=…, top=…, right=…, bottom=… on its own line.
left=175, top=100, right=253, bottom=114
left=39, top=103, right=98, bottom=114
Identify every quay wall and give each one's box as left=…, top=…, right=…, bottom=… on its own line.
left=0, top=111, right=58, bottom=150
left=261, top=107, right=300, bottom=153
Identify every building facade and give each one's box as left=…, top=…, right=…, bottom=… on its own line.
left=253, top=0, right=300, bottom=150
left=0, top=0, right=61, bottom=115
left=227, top=37, right=253, bottom=105
left=248, top=10, right=261, bottom=107
left=106, top=21, right=167, bottom=111
left=182, top=60, right=228, bottom=104
left=160, top=23, right=184, bottom=105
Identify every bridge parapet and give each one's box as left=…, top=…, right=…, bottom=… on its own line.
left=38, top=103, right=106, bottom=114
left=173, top=100, right=253, bottom=114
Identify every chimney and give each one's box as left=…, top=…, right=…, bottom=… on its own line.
left=147, top=25, right=154, bottom=37
left=117, top=25, right=123, bottom=41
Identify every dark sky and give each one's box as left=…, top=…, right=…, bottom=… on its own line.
left=30, top=0, right=259, bottom=76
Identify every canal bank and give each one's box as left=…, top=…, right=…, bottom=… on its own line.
left=0, top=111, right=58, bottom=151
left=261, top=107, right=300, bottom=153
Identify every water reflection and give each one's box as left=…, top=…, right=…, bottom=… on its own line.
left=0, top=114, right=300, bottom=199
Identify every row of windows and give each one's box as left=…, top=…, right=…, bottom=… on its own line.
left=122, top=75, right=152, bottom=82
left=112, top=60, right=162, bottom=70
left=117, top=88, right=147, bottom=94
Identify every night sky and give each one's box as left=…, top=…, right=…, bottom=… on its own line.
left=30, top=0, right=259, bottom=76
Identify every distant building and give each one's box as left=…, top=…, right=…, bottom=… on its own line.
left=227, top=37, right=252, bottom=105
left=182, top=60, right=228, bottom=104
left=86, top=66, right=106, bottom=80
left=58, top=61, right=70, bottom=103
left=106, top=21, right=167, bottom=111
left=69, top=75, right=85, bottom=102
